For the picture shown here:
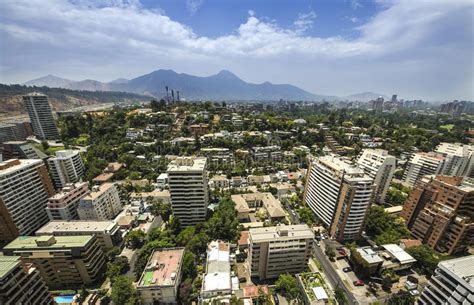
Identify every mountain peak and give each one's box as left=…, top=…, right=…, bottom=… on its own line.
left=24, top=75, right=74, bottom=88
left=215, top=69, right=239, bottom=79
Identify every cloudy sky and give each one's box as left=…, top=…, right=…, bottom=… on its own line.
left=0, top=0, right=472, bottom=101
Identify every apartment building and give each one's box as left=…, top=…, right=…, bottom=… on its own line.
left=249, top=224, right=313, bottom=280
left=251, top=146, right=282, bottom=163
left=200, top=147, right=234, bottom=167
left=419, top=256, right=474, bottom=305
left=435, top=142, right=474, bottom=177
left=201, top=241, right=232, bottom=301
left=357, top=149, right=396, bottom=203
left=23, top=93, right=60, bottom=140
left=401, top=175, right=474, bottom=255
left=0, top=256, right=54, bottom=305
left=0, top=121, right=33, bottom=144
left=77, top=183, right=122, bottom=220
left=1, top=141, right=47, bottom=160
left=137, top=247, right=185, bottom=305
left=167, top=157, right=208, bottom=226
left=46, top=182, right=90, bottom=221
left=2, top=235, right=106, bottom=289
left=402, top=152, right=446, bottom=187
left=36, top=220, right=122, bottom=250
left=47, top=150, right=85, bottom=189
left=304, top=155, right=374, bottom=241
left=0, top=159, right=55, bottom=245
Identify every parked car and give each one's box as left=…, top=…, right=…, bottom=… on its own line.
left=409, top=290, right=420, bottom=296
left=353, top=280, right=364, bottom=286
left=317, top=242, right=321, bottom=247
left=343, top=267, right=352, bottom=272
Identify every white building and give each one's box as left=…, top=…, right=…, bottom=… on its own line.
left=419, top=256, right=474, bottom=305
left=137, top=248, right=185, bottom=305
left=201, top=241, right=232, bottom=301
left=77, top=183, right=122, bottom=220
left=23, top=93, right=60, bottom=140
left=47, top=150, right=85, bottom=189
left=357, top=149, right=396, bottom=203
left=304, top=155, right=374, bottom=241
left=156, top=173, right=168, bottom=189
left=0, top=159, right=55, bottom=244
left=249, top=224, right=313, bottom=280
left=167, top=157, right=208, bottom=226
left=46, top=182, right=89, bottom=221
left=402, top=152, right=446, bottom=187
left=435, top=142, right=474, bottom=177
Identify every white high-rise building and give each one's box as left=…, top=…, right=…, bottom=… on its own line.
left=47, top=150, right=85, bottom=189
left=0, top=159, right=55, bottom=244
left=23, top=93, right=60, bottom=140
left=249, top=224, right=313, bottom=280
left=435, top=142, right=474, bottom=177
left=167, top=157, right=208, bottom=226
left=77, top=183, right=122, bottom=220
left=357, top=149, right=396, bottom=203
left=419, top=256, right=474, bottom=305
left=402, top=152, right=446, bottom=187
left=46, top=182, right=90, bottom=221
left=304, top=155, right=374, bottom=241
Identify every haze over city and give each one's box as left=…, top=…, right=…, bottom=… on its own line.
left=1, top=0, right=473, bottom=100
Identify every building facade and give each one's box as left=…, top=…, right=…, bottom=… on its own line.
left=435, top=142, right=474, bottom=177
left=2, top=235, right=106, bottom=289
left=47, top=150, right=85, bottom=189
left=0, top=256, right=54, bottom=305
left=201, top=241, right=232, bottom=301
left=77, top=183, right=122, bottom=220
left=0, top=159, right=55, bottom=245
left=419, top=256, right=474, bottom=305
left=46, top=182, right=90, bottom=221
left=23, top=93, right=60, bottom=140
left=357, top=149, right=396, bottom=203
left=402, top=152, right=446, bottom=187
left=401, top=175, right=474, bottom=255
left=137, top=247, right=185, bottom=305
left=167, top=157, right=209, bottom=226
left=249, top=224, right=313, bottom=280
left=304, top=155, right=374, bottom=241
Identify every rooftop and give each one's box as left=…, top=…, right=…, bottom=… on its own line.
left=439, top=256, right=474, bottom=288
left=0, top=159, right=42, bottom=175
left=203, top=241, right=231, bottom=293
left=356, top=247, right=384, bottom=264
left=167, top=157, right=207, bottom=172
left=49, top=182, right=89, bottom=200
left=4, top=235, right=93, bottom=250
left=82, top=183, right=115, bottom=200
left=317, top=155, right=367, bottom=178
left=382, top=244, right=416, bottom=264
left=36, top=220, right=117, bottom=233
left=249, top=224, right=313, bottom=243
left=0, top=256, right=21, bottom=279
left=92, top=173, right=114, bottom=183
left=138, top=248, right=185, bottom=287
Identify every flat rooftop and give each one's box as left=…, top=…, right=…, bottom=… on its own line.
left=82, top=182, right=115, bottom=200
left=382, top=244, right=416, bottom=264
left=0, top=159, right=41, bottom=174
left=357, top=247, right=384, bottom=264
left=4, top=235, right=93, bottom=250
left=0, top=256, right=20, bottom=279
left=439, top=256, right=474, bottom=288
left=317, top=155, right=366, bottom=177
left=167, top=157, right=207, bottom=172
left=139, top=248, right=184, bottom=287
left=49, top=182, right=89, bottom=200
left=203, top=241, right=231, bottom=293
left=36, top=220, right=117, bottom=234
left=250, top=224, right=313, bottom=243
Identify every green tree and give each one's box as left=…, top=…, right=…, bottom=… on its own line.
left=325, top=246, right=336, bottom=261
left=386, top=290, right=415, bottom=305
left=298, top=207, right=316, bottom=225
left=124, top=230, right=146, bottom=249
left=182, top=251, right=197, bottom=279
left=106, top=256, right=129, bottom=282
left=407, top=244, right=444, bottom=276
left=334, top=287, right=348, bottom=305
left=205, top=199, right=240, bottom=241
left=110, top=276, right=138, bottom=305
left=275, top=273, right=302, bottom=302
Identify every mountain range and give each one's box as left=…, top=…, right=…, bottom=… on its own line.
left=23, top=69, right=386, bottom=102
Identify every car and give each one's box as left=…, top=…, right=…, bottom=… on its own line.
left=409, top=290, right=420, bottom=296
left=317, top=242, right=321, bottom=247
left=353, top=280, right=364, bottom=286
left=343, top=267, right=352, bottom=272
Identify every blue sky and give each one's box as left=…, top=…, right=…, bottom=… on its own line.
left=0, top=0, right=473, bottom=100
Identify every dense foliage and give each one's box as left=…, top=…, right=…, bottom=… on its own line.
left=365, top=206, right=410, bottom=245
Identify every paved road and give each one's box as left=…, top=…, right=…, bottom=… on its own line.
left=284, top=203, right=301, bottom=224
left=312, top=244, right=358, bottom=305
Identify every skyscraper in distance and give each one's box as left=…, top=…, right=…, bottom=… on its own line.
left=23, top=93, right=60, bottom=140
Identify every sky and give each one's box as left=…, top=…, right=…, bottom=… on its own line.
left=0, top=0, right=473, bottom=101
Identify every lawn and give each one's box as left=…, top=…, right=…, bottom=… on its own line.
left=440, top=124, right=454, bottom=131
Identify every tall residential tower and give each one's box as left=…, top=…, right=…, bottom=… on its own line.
left=23, top=93, right=60, bottom=140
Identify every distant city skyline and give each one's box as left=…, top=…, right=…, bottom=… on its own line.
left=1, top=0, right=473, bottom=101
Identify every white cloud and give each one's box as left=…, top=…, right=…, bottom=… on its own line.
left=186, top=0, right=204, bottom=16
left=0, top=0, right=472, bottom=100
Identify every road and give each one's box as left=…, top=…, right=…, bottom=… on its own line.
left=284, top=203, right=301, bottom=224
left=312, top=243, right=358, bottom=305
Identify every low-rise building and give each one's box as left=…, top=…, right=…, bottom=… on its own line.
left=249, top=224, right=313, bottom=280
left=2, top=235, right=106, bottom=289
left=379, top=244, right=416, bottom=271
left=77, top=183, right=122, bottom=220
left=231, top=192, right=286, bottom=222
left=0, top=256, right=54, bottom=305
left=137, top=247, right=185, bottom=305
left=35, top=220, right=122, bottom=250
left=201, top=241, right=232, bottom=301
left=126, top=128, right=143, bottom=140
left=419, top=256, right=474, bottom=305
left=210, top=175, right=230, bottom=189
left=251, top=146, right=282, bottom=163
left=46, top=182, right=90, bottom=221
left=200, top=148, right=234, bottom=167
left=156, top=173, right=169, bottom=189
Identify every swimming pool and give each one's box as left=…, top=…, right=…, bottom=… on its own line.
left=54, top=295, right=75, bottom=304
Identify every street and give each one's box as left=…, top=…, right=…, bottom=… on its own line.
left=312, top=243, right=358, bottom=305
